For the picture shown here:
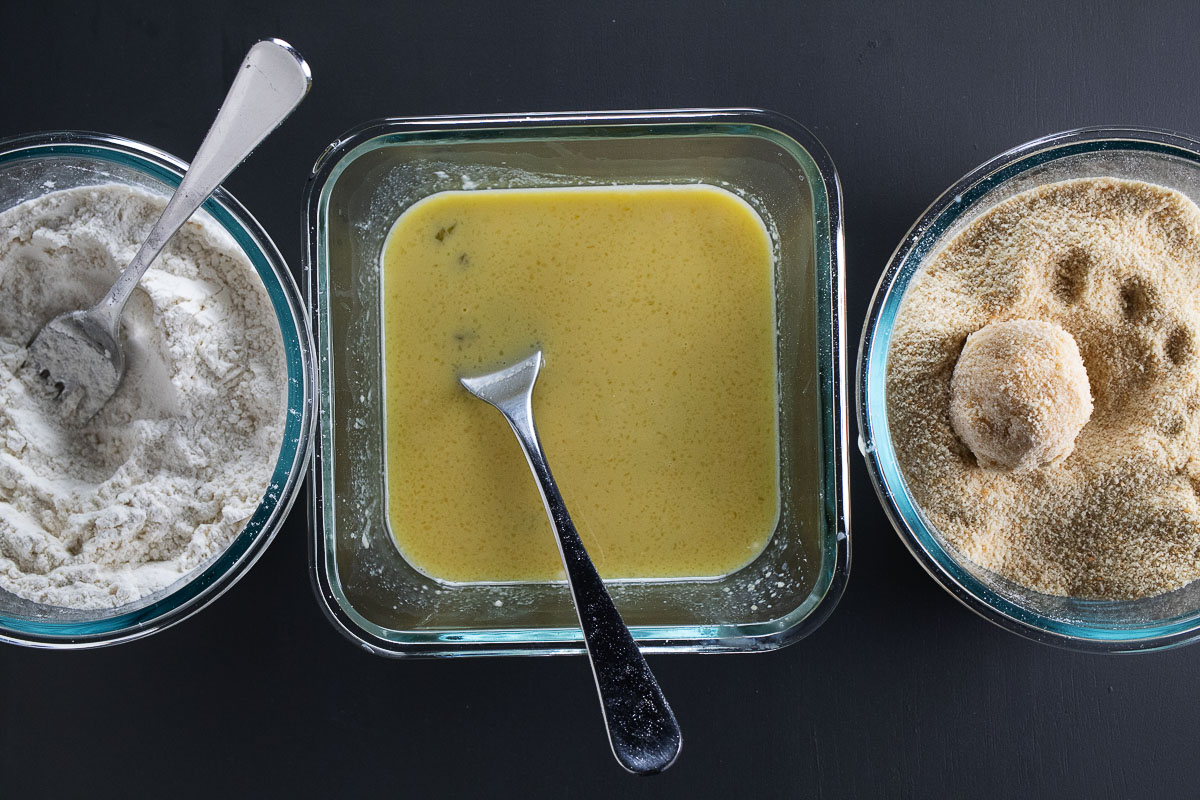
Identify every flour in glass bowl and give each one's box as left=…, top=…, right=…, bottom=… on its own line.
left=0, top=184, right=286, bottom=610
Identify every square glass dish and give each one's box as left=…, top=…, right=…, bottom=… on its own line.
left=304, top=109, right=848, bottom=656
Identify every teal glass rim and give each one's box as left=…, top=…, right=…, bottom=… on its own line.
left=305, top=108, right=850, bottom=657
left=0, top=131, right=315, bottom=649
left=857, top=126, right=1200, bottom=653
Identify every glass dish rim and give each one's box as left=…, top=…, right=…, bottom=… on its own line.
left=304, top=107, right=850, bottom=657
left=857, top=125, right=1200, bottom=653
left=0, top=130, right=316, bottom=649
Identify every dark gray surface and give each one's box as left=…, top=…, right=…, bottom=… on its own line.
left=1, top=1, right=1197, bottom=797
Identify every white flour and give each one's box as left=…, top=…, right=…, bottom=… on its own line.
left=0, top=184, right=286, bottom=609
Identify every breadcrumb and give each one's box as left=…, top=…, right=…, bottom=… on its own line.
left=887, top=177, right=1200, bottom=599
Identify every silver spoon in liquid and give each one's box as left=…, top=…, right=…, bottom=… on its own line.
left=459, top=350, right=682, bottom=775
left=24, top=39, right=311, bottom=421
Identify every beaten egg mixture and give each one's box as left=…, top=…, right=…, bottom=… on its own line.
left=382, top=185, right=779, bottom=582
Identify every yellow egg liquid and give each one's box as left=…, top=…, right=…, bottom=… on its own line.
left=382, top=185, right=779, bottom=582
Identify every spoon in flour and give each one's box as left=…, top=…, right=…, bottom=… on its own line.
left=459, top=350, right=682, bottom=775
left=24, top=39, right=311, bottom=421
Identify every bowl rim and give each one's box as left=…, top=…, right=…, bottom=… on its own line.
left=857, top=125, right=1200, bottom=653
left=303, top=107, right=851, bottom=657
left=0, top=130, right=316, bottom=649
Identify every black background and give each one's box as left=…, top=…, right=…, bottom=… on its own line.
left=1, top=1, right=1197, bottom=798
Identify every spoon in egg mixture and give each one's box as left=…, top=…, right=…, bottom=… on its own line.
left=459, top=350, right=682, bottom=775
left=24, top=39, right=311, bottom=422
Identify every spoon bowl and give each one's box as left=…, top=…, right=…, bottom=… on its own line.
left=25, top=309, right=123, bottom=419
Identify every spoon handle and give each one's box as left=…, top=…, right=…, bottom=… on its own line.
left=498, top=397, right=682, bottom=775
left=91, top=39, right=311, bottom=334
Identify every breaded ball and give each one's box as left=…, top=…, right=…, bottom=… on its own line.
left=949, top=319, right=1093, bottom=471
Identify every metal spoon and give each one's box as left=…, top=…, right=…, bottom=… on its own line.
left=24, top=38, right=311, bottom=421
left=459, top=350, right=682, bottom=775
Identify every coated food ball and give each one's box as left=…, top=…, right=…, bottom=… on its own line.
left=949, top=319, right=1093, bottom=471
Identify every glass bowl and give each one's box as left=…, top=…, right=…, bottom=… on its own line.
left=305, top=108, right=849, bottom=656
left=0, top=131, right=315, bottom=649
left=858, top=126, right=1200, bottom=652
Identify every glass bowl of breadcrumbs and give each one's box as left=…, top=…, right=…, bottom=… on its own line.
left=859, top=127, right=1200, bottom=652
